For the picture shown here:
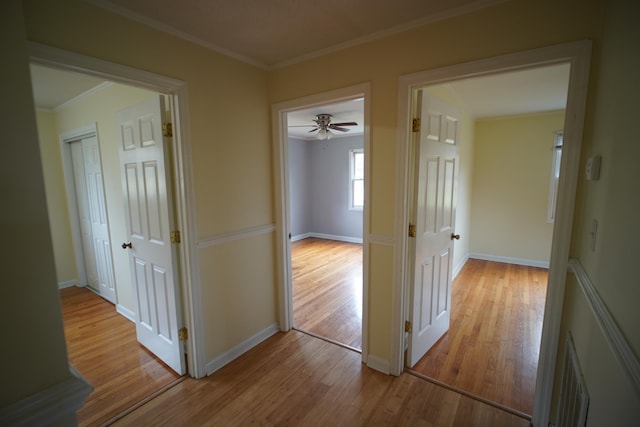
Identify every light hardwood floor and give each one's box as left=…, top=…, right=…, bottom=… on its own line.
left=292, top=238, right=362, bottom=350
left=112, top=330, right=530, bottom=426
left=293, top=238, right=546, bottom=416
left=60, top=287, right=181, bottom=426
left=411, top=258, right=548, bottom=416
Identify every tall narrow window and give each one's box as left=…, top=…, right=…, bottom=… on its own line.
left=548, top=131, right=563, bottom=223
left=350, top=149, right=364, bottom=209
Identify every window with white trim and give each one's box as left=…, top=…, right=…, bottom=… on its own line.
left=349, top=149, right=364, bottom=210
left=547, top=131, right=563, bottom=223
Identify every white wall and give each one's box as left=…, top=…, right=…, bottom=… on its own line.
left=289, top=135, right=363, bottom=241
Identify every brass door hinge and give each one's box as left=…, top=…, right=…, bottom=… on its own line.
left=412, top=118, right=421, bottom=132
left=179, top=327, right=188, bottom=341
left=162, top=122, right=173, bottom=137
left=170, top=230, right=181, bottom=244
left=405, top=320, right=413, bottom=333
left=408, top=223, right=416, bottom=238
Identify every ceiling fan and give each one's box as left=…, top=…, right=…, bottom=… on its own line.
left=291, top=114, right=358, bottom=140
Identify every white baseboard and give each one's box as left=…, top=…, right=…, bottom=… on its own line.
left=205, top=323, right=280, bottom=376
left=292, top=232, right=363, bottom=244
left=291, top=232, right=312, bottom=242
left=116, top=304, right=136, bottom=322
left=453, top=255, right=469, bottom=280
left=366, top=354, right=390, bottom=375
left=469, top=252, right=549, bottom=269
left=58, top=280, right=77, bottom=289
left=0, top=365, right=92, bottom=426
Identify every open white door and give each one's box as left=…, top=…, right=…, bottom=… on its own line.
left=407, top=91, right=460, bottom=367
left=117, top=95, right=186, bottom=375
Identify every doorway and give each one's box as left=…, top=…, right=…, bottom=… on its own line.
left=287, top=98, right=365, bottom=351
left=405, top=68, right=569, bottom=416
left=272, top=83, right=371, bottom=360
left=29, top=43, right=205, bottom=379
left=393, top=41, right=592, bottom=427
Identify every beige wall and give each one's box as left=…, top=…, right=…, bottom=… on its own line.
left=269, top=0, right=605, bottom=362
left=1, top=0, right=72, bottom=408
left=470, top=112, right=564, bottom=264
left=36, top=110, right=77, bottom=283
left=556, top=0, right=640, bottom=424
left=8, top=0, right=639, bottom=424
left=24, top=0, right=274, bottom=366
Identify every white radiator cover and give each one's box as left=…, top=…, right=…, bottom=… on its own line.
left=557, top=332, right=590, bottom=427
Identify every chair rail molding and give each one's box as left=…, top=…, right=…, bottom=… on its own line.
left=568, top=258, right=640, bottom=401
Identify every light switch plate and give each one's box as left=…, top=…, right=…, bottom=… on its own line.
left=585, top=155, right=601, bottom=181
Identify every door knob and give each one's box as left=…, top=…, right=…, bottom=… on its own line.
left=451, top=233, right=460, bottom=240
left=122, top=242, right=132, bottom=249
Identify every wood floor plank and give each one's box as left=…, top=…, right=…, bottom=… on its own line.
left=113, top=331, right=530, bottom=426
left=292, top=238, right=362, bottom=350
left=59, top=287, right=180, bottom=426
left=411, top=258, right=548, bottom=415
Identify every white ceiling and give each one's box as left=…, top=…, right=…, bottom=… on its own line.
left=443, top=63, right=570, bottom=118
left=30, top=64, right=109, bottom=111
left=87, top=0, right=507, bottom=69
left=287, top=98, right=364, bottom=141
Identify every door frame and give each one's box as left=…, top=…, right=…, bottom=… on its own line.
left=392, top=41, right=591, bottom=427
left=272, top=83, right=371, bottom=363
left=29, top=42, right=206, bottom=378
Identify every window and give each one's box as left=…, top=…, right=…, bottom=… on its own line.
left=350, top=149, right=364, bottom=209
left=547, top=131, right=563, bottom=223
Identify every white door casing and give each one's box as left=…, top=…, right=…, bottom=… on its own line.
left=117, top=95, right=186, bottom=375
left=70, top=136, right=117, bottom=303
left=407, top=92, right=460, bottom=367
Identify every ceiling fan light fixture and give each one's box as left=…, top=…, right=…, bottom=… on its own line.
left=317, top=128, right=333, bottom=140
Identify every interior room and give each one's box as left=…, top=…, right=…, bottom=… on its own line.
left=3, top=0, right=639, bottom=426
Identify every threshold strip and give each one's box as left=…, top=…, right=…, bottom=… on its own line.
left=293, top=327, right=362, bottom=354
left=99, top=375, right=187, bottom=426
left=405, top=368, right=532, bottom=422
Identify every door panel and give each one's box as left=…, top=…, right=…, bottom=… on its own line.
left=408, top=92, right=460, bottom=367
left=83, top=137, right=117, bottom=303
left=118, top=95, right=185, bottom=375
left=70, top=137, right=117, bottom=303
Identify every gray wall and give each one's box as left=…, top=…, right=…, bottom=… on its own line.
left=289, top=135, right=363, bottom=241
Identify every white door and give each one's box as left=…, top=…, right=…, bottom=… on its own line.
left=70, top=137, right=117, bottom=303
left=117, top=95, right=186, bottom=375
left=407, top=92, right=460, bottom=367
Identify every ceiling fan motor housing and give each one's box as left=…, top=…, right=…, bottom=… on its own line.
left=314, top=114, right=333, bottom=129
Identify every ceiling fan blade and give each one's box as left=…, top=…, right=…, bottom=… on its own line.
left=288, top=125, right=317, bottom=127
left=307, top=128, right=319, bottom=133
left=330, top=122, right=357, bottom=126
left=329, top=126, right=351, bottom=132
